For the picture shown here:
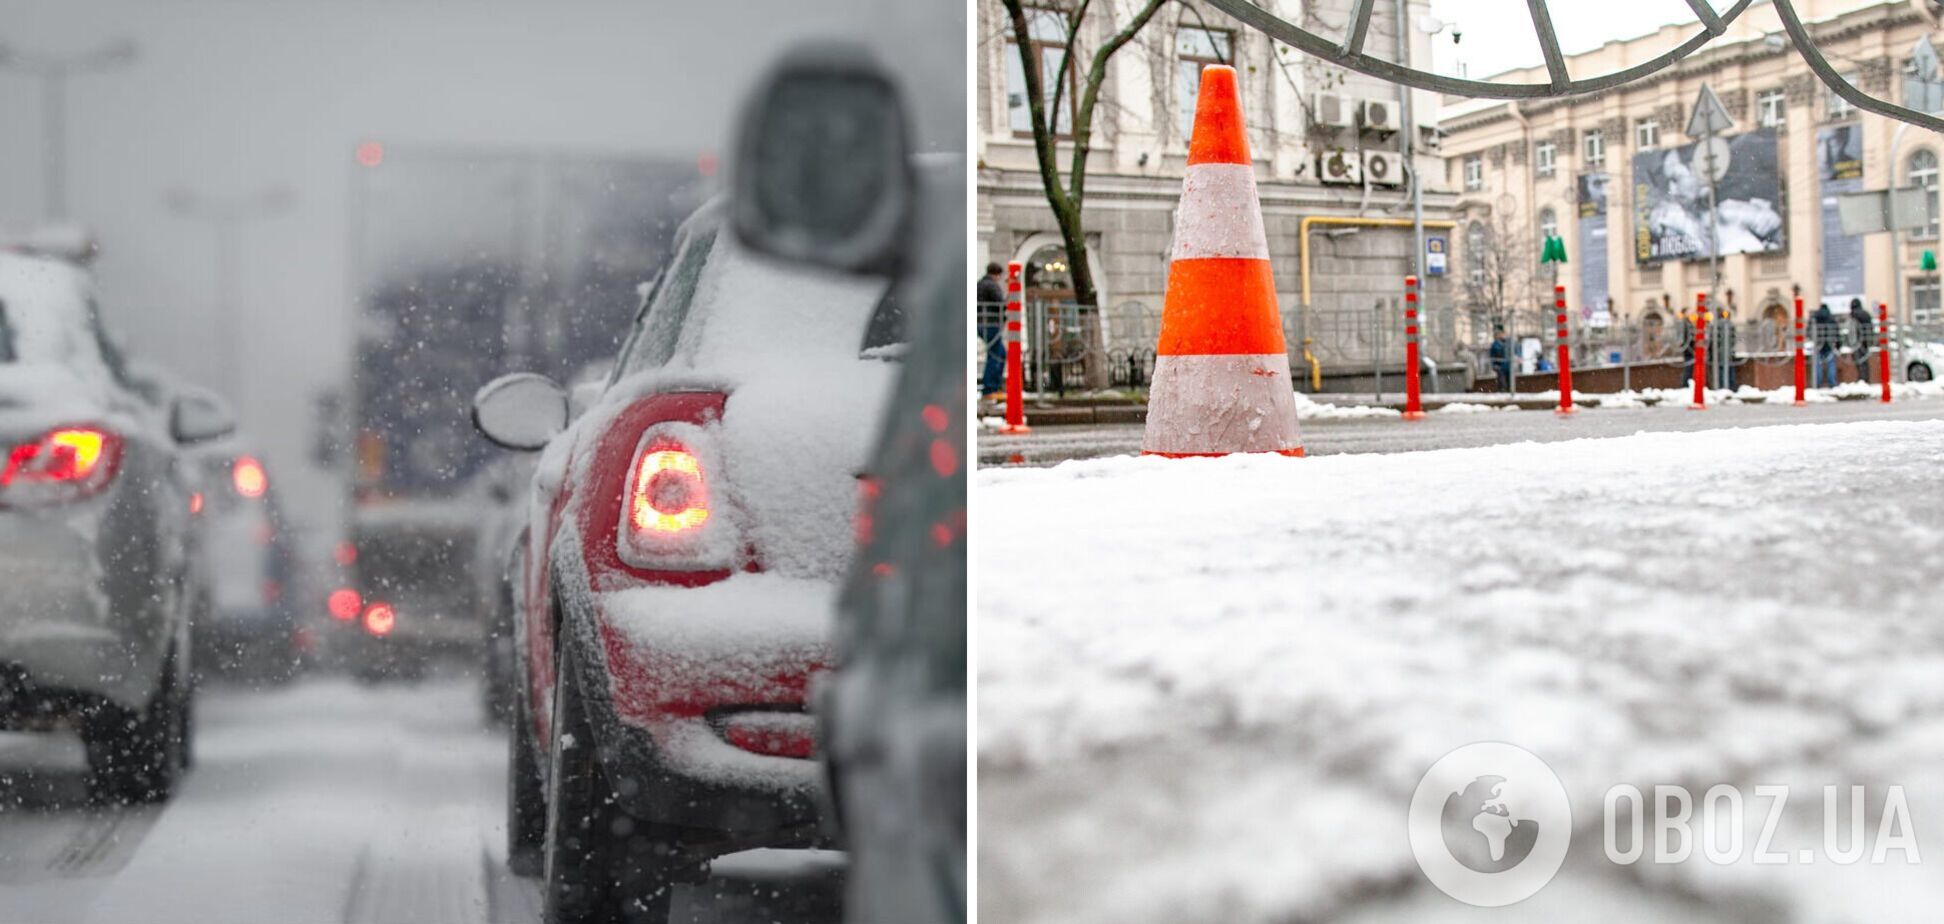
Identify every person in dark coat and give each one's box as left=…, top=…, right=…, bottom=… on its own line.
left=1811, top=301, right=1842, bottom=387
left=976, top=263, right=1006, bottom=397
left=1849, top=297, right=1876, bottom=384
left=1672, top=294, right=1698, bottom=387
left=1488, top=324, right=1512, bottom=392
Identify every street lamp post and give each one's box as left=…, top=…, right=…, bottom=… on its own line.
left=0, top=38, right=137, bottom=221
left=167, top=186, right=296, bottom=400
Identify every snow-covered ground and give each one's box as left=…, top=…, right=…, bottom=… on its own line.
left=0, top=675, right=839, bottom=924
left=978, top=420, right=1944, bottom=923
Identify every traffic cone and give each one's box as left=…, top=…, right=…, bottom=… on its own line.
left=1142, top=65, right=1303, bottom=458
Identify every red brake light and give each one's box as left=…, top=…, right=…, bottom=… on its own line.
left=628, top=448, right=709, bottom=535
left=333, top=541, right=358, bottom=566
left=232, top=455, right=267, bottom=498
left=0, top=426, right=122, bottom=505
left=328, top=588, right=362, bottom=621
left=362, top=601, right=395, bottom=636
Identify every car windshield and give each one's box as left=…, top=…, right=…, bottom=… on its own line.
left=0, top=258, right=90, bottom=366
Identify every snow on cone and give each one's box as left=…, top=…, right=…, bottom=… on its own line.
left=1142, top=65, right=1304, bottom=458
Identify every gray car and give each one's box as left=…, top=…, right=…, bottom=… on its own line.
left=0, top=250, right=232, bottom=802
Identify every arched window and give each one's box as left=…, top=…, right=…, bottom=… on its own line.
left=1465, top=219, right=1488, bottom=286
left=1538, top=208, right=1558, bottom=242
left=1910, top=149, right=1939, bottom=239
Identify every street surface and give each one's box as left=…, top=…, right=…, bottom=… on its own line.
left=978, top=390, right=1944, bottom=466
left=0, top=675, right=839, bottom=924
left=979, top=418, right=1944, bottom=924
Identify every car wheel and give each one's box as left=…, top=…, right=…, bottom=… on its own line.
left=542, top=633, right=675, bottom=924
left=1910, top=362, right=1933, bottom=383
left=84, top=647, right=188, bottom=804
left=508, top=684, right=547, bottom=878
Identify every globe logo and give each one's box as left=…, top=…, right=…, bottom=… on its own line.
left=1408, top=743, right=1572, bottom=907
left=1442, top=775, right=1541, bottom=873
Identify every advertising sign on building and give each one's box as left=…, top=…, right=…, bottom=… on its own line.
left=1631, top=127, right=1785, bottom=263
left=1817, top=123, right=1866, bottom=309
left=1577, top=173, right=1610, bottom=326
left=1426, top=236, right=1447, bottom=276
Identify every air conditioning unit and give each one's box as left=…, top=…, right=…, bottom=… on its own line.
left=1317, top=147, right=1362, bottom=185
left=1363, top=150, right=1404, bottom=186
left=1359, top=98, right=1400, bottom=133
left=1313, top=92, right=1353, bottom=130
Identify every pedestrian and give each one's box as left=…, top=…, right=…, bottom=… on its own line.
left=1673, top=294, right=1698, bottom=387
left=1713, top=290, right=1740, bottom=392
left=1849, top=297, right=1875, bottom=385
left=1811, top=300, right=1841, bottom=387
left=1488, top=323, right=1512, bottom=392
left=977, top=262, right=1005, bottom=399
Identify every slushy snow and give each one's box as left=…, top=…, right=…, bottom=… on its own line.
left=979, top=420, right=1944, bottom=924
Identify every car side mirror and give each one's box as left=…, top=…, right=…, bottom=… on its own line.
left=730, top=41, right=914, bottom=275
left=472, top=373, right=568, bottom=451
left=170, top=387, right=236, bottom=445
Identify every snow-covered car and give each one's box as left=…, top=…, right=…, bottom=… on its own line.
left=186, top=446, right=300, bottom=682
left=0, top=250, right=232, bottom=802
left=718, top=49, right=969, bottom=924
left=1903, top=337, right=1943, bottom=382
left=471, top=86, right=908, bottom=924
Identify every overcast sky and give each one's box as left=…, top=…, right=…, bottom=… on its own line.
left=1429, top=0, right=1747, bottom=79
left=0, top=0, right=960, bottom=549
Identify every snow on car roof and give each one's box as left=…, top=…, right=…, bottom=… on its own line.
left=0, top=252, right=96, bottom=366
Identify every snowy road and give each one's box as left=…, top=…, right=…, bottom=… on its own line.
left=979, top=419, right=1944, bottom=923
left=0, top=675, right=840, bottom=924
left=978, top=389, right=1944, bottom=466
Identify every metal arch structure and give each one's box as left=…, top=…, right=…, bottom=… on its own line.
left=1207, top=0, right=1944, bottom=133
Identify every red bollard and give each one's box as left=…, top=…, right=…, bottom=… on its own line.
left=1879, top=302, right=1893, bottom=404
left=1690, top=293, right=1709, bottom=410
left=1554, top=284, right=1576, bottom=416
left=999, top=261, right=1031, bottom=435
left=1402, top=275, right=1425, bottom=421
left=1791, top=293, right=1807, bottom=405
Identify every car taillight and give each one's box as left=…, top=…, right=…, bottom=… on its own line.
left=327, top=587, right=362, bottom=621
left=615, top=423, right=737, bottom=572
left=232, top=455, right=267, bottom=498
left=0, top=426, right=123, bottom=506
left=629, top=449, right=709, bottom=534
left=362, top=601, right=395, bottom=636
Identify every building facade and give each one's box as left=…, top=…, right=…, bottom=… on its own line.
left=1440, top=0, right=1944, bottom=367
left=975, top=0, right=1458, bottom=389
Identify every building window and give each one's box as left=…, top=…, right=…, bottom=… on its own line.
left=1635, top=118, right=1659, bottom=149
left=1175, top=26, right=1233, bottom=139
left=1827, top=72, right=1858, bottom=120
left=1005, top=7, right=1075, bottom=135
left=1757, top=89, right=1787, bottom=129
left=1535, top=141, right=1556, bottom=178
left=1914, top=279, right=1942, bottom=325
left=1583, top=130, right=1605, bottom=170
left=1538, top=208, right=1558, bottom=242
left=1911, top=149, right=1940, bottom=239
left=1463, top=155, right=1483, bottom=191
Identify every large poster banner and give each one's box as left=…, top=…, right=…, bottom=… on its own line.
left=1632, top=127, right=1785, bottom=263
left=1817, top=123, right=1865, bottom=308
left=1577, top=173, right=1610, bottom=326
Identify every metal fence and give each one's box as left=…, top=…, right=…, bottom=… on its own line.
left=974, top=296, right=1944, bottom=396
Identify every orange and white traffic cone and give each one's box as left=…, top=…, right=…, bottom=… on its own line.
left=1142, top=65, right=1303, bottom=459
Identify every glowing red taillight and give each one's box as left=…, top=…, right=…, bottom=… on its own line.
left=327, top=588, right=362, bottom=621
left=232, top=455, right=267, bottom=498
left=362, top=601, right=395, bottom=636
left=628, top=448, right=709, bottom=535
left=0, top=426, right=122, bottom=505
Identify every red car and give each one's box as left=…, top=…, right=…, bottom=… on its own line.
left=474, top=188, right=903, bottom=918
